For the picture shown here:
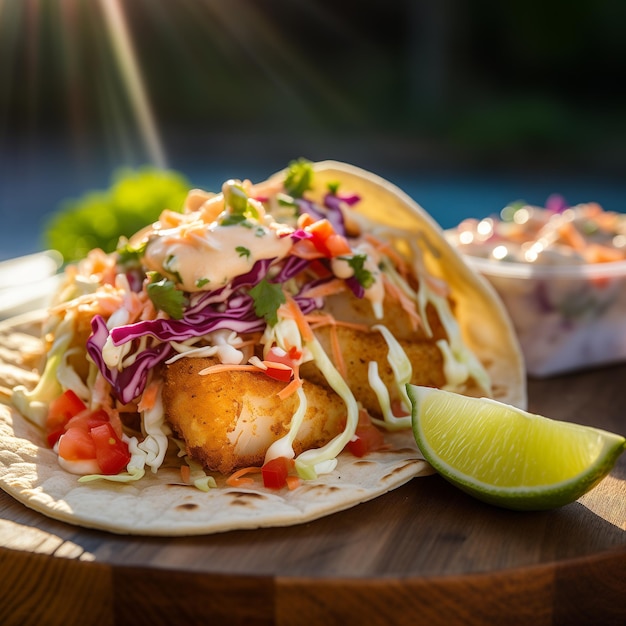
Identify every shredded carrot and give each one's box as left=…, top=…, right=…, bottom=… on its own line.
left=291, top=239, right=324, bottom=260
left=364, top=233, right=410, bottom=277
left=329, top=323, right=346, bottom=378
left=180, top=464, right=191, bottom=484
left=123, top=291, right=145, bottom=324
left=200, top=360, right=300, bottom=399
left=300, top=278, right=346, bottom=300
left=382, top=275, right=422, bottom=332
left=199, top=363, right=262, bottom=376
left=277, top=376, right=303, bottom=400
left=137, top=380, right=160, bottom=412
left=236, top=333, right=264, bottom=350
left=280, top=295, right=315, bottom=343
left=303, top=313, right=369, bottom=378
left=304, top=313, right=369, bottom=333
left=140, top=296, right=158, bottom=321
left=226, top=466, right=262, bottom=487
left=285, top=475, right=301, bottom=490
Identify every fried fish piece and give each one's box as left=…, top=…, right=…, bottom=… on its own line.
left=162, top=357, right=346, bottom=475
left=300, top=289, right=448, bottom=416
left=321, top=290, right=449, bottom=342
left=301, top=326, right=446, bottom=417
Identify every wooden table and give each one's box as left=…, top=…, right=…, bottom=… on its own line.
left=1, top=366, right=625, bottom=626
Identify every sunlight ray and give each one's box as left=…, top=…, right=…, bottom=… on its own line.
left=97, top=0, right=166, bottom=168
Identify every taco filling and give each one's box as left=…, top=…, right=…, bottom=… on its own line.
left=10, top=160, right=522, bottom=495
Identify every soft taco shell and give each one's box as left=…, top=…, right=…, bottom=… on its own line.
left=268, top=160, right=526, bottom=409
left=0, top=162, right=525, bottom=536
left=0, top=311, right=432, bottom=535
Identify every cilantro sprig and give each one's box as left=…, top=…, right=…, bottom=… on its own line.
left=146, top=272, right=189, bottom=320
left=343, top=254, right=375, bottom=289
left=249, top=278, right=286, bottom=326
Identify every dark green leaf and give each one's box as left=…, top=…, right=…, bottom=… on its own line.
left=249, top=279, right=286, bottom=326
left=344, top=254, right=375, bottom=289
left=284, top=158, right=313, bottom=199
left=146, top=274, right=188, bottom=320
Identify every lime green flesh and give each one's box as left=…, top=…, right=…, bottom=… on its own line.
left=408, top=385, right=626, bottom=511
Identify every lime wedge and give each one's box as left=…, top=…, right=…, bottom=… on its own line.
left=407, top=385, right=626, bottom=510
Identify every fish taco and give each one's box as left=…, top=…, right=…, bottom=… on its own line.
left=0, top=160, right=525, bottom=535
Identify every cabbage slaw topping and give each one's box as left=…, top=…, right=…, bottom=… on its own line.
left=451, top=197, right=626, bottom=266
left=13, top=160, right=491, bottom=488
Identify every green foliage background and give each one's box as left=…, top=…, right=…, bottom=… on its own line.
left=43, top=168, right=190, bottom=262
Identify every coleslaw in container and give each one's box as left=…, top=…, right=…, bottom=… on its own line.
left=446, top=197, right=626, bottom=376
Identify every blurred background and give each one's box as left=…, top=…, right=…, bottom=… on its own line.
left=1, top=0, right=626, bottom=261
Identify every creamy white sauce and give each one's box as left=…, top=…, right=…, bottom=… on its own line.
left=143, top=220, right=293, bottom=292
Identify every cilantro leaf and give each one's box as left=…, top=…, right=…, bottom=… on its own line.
left=284, top=158, right=313, bottom=198
left=236, top=246, right=251, bottom=259
left=344, top=254, right=375, bottom=289
left=146, top=273, right=188, bottom=320
left=249, top=279, right=286, bottom=326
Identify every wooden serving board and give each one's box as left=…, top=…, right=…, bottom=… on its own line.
left=1, top=354, right=625, bottom=625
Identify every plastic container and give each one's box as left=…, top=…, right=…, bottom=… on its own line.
left=462, top=254, right=626, bottom=377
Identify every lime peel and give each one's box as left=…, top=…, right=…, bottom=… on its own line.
left=408, top=385, right=626, bottom=511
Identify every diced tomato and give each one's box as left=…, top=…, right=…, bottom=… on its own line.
left=46, top=428, right=67, bottom=448
left=263, top=347, right=298, bottom=382
left=309, top=259, right=332, bottom=279
left=50, top=393, right=131, bottom=475
left=324, top=233, right=352, bottom=257
left=262, top=456, right=291, bottom=489
left=46, top=390, right=87, bottom=447
left=266, top=346, right=296, bottom=367
left=306, top=219, right=350, bottom=258
left=264, top=363, right=293, bottom=382
left=346, top=412, right=386, bottom=458
left=65, top=408, right=109, bottom=433
left=287, top=346, right=302, bottom=361
left=58, top=428, right=97, bottom=461
left=90, top=422, right=131, bottom=475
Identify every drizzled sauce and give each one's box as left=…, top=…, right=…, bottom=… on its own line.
left=143, top=219, right=293, bottom=292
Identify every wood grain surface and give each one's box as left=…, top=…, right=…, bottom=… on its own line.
left=1, top=364, right=625, bottom=626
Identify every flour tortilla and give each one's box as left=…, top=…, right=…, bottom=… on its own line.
left=0, top=162, right=525, bottom=536
left=270, top=161, right=526, bottom=409
left=0, top=312, right=432, bottom=535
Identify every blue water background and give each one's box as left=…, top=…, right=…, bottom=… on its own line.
left=1, top=146, right=625, bottom=262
